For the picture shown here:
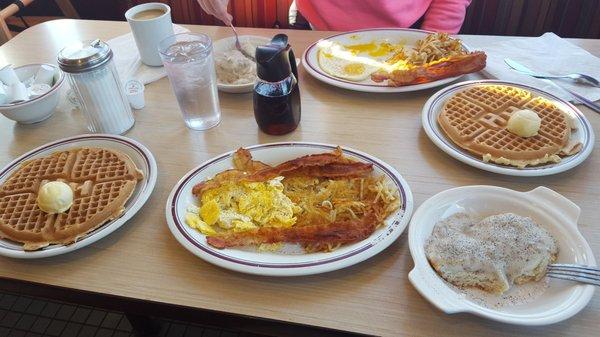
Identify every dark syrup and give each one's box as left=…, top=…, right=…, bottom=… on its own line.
left=253, top=77, right=301, bottom=135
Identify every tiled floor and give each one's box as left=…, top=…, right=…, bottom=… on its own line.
left=0, top=291, right=245, bottom=337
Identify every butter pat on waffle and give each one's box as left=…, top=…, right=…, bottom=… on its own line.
left=0, top=147, right=143, bottom=250
left=437, top=85, right=581, bottom=168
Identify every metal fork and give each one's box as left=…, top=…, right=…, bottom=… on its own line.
left=503, top=59, right=600, bottom=88
left=532, top=73, right=600, bottom=87
left=546, top=264, right=600, bottom=286
left=504, top=58, right=600, bottom=114
left=229, top=23, right=255, bottom=62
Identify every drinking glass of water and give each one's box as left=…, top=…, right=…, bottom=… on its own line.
left=159, top=33, right=221, bottom=130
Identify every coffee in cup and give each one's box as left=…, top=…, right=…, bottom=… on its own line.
left=125, top=3, right=174, bottom=66
left=132, top=9, right=166, bottom=20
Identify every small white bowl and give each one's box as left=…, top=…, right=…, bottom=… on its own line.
left=0, top=63, right=64, bottom=124
left=408, top=185, right=595, bottom=326
left=213, top=35, right=270, bottom=94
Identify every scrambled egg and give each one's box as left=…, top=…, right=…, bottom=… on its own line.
left=186, top=177, right=301, bottom=236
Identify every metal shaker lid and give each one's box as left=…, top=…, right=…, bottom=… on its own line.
left=57, top=39, right=113, bottom=73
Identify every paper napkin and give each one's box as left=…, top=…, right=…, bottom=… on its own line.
left=107, top=24, right=189, bottom=85
left=469, top=32, right=600, bottom=103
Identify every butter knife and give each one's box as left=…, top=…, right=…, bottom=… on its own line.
left=504, top=58, right=600, bottom=114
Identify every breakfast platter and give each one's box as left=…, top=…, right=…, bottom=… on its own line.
left=0, top=134, right=157, bottom=258
left=165, top=143, right=413, bottom=276
left=302, top=28, right=484, bottom=93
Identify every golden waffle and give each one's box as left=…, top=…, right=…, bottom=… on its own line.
left=0, top=148, right=143, bottom=250
left=438, top=85, right=577, bottom=166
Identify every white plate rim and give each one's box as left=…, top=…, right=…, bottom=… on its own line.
left=165, top=142, right=414, bottom=276
left=0, top=134, right=158, bottom=258
left=421, top=79, right=595, bottom=176
left=407, top=185, right=596, bottom=325
left=301, top=28, right=468, bottom=93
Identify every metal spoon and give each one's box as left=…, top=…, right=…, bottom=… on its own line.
left=504, top=59, right=600, bottom=88
left=229, top=23, right=255, bottom=62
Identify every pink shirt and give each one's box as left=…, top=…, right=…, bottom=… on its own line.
left=296, top=0, right=471, bottom=33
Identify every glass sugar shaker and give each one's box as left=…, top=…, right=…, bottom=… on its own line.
left=58, top=39, right=134, bottom=134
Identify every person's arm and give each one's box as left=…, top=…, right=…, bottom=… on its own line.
left=421, top=0, right=471, bottom=34
left=196, top=0, right=232, bottom=25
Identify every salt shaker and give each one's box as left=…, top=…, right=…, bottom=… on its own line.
left=58, top=39, right=134, bottom=134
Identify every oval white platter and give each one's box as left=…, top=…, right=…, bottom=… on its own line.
left=166, top=142, right=413, bottom=276
left=302, top=28, right=470, bottom=93
left=0, top=134, right=157, bottom=258
left=408, top=185, right=595, bottom=325
left=422, top=80, right=595, bottom=176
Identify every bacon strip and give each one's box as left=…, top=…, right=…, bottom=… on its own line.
left=206, top=212, right=378, bottom=249
left=251, top=146, right=345, bottom=177
left=371, top=51, right=487, bottom=86
left=284, top=162, right=373, bottom=179
left=192, top=169, right=248, bottom=196
left=232, top=148, right=271, bottom=172
left=192, top=149, right=270, bottom=196
left=192, top=147, right=372, bottom=196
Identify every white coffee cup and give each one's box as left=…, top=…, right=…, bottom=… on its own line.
left=125, top=3, right=174, bottom=66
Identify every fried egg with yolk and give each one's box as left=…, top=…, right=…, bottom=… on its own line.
left=317, top=41, right=384, bottom=81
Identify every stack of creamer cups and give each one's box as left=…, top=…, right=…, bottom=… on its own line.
left=0, top=64, right=54, bottom=104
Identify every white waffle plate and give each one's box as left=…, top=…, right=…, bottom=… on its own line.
left=0, top=134, right=157, bottom=258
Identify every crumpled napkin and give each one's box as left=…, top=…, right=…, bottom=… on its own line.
left=107, top=24, right=189, bottom=85
left=470, top=32, right=600, bottom=103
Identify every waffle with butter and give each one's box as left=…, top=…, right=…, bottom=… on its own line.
left=0, top=148, right=143, bottom=250
left=438, top=85, right=580, bottom=167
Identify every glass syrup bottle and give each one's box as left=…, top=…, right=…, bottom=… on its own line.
left=253, top=34, right=301, bottom=135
